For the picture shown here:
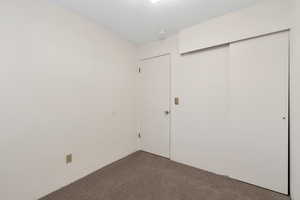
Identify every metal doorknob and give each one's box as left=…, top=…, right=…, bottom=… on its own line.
left=165, top=110, right=170, bottom=115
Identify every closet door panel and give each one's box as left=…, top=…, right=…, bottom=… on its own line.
left=173, top=45, right=231, bottom=176
left=228, top=31, right=289, bottom=194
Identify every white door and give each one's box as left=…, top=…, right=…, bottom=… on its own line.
left=139, top=55, right=171, bottom=158
left=174, top=31, right=289, bottom=194
left=228, top=31, right=289, bottom=194
left=174, top=45, right=231, bottom=174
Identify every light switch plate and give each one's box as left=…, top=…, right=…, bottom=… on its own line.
left=66, top=154, right=72, bottom=164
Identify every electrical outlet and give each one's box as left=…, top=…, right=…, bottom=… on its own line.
left=66, top=154, right=72, bottom=164
left=175, top=97, right=179, bottom=105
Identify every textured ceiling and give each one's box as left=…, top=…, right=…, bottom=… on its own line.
left=50, top=0, right=261, bottom=44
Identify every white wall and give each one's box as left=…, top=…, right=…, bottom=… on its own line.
left=179, top=0, right=292, bottom=54
left=138, top=0, right=299, bottom=198
left=291, top=0, right=300, bottom=199
left=1, top=0, right=298, bottom=199
left=0, top=1, right=137, bottom=199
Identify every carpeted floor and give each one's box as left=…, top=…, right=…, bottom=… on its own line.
left=41, top=151, right=290, bottom=200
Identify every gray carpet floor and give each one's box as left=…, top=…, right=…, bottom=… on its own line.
left=41, top=151, right=290, bottom=200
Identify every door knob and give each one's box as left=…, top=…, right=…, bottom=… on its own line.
left=165, top=110, right=170, bottom=115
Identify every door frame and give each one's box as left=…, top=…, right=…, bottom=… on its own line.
left=287, top=31, right=291, bottom=196
left=139, top=53, right=172, bottom=159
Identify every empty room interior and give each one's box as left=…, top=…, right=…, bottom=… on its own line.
left=1, top=0, right=300, bottom=199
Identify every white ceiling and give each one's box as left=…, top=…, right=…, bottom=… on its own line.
left=50, top=0, right=261, bottom=44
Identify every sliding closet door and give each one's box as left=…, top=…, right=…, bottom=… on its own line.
left=174, top=45, right=230, bottom=175
left=228, top=31, right=289, bottom=194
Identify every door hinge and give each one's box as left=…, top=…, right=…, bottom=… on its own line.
left=138, top=133, right=141, bottom=138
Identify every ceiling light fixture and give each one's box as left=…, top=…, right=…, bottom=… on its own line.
left=150, top=0, right=162, bottom=4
